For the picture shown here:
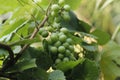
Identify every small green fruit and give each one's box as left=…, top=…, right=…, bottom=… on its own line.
left=51, top=4, right=60, bottom=11
left=62, top=12, right=70, bottom=21
left=50, top=33, right=58, bottom=42
left=58, top=46, right=65, bottom=53
left=50, top=46, right=57, bottom=54
left=59, top=34, right=67, bottom=42
left=69, top=45, right=74, bottom=52
left=41, top=31, right=49, bottom=37
left=58, top=53, right=64, bottom=59
left=55, top=58, right=61, bottom=64
left=60, top=27, right=68, bottom=34
left=39, top=28, right=45, bottom=34
left=63, top=57, right=69, bottom=62
left=63, top=42, right=69, bottom=48
left=65, top=50, right=71, bottom=56
left=64, top=5, right=70, bottom=11
left=58, top=0, right=65, bottom=5
left=54, top=41, right=62, bottom=47
left=66, top=38, right=73, bottom=44
left=47, top=26, right=54, bottom=32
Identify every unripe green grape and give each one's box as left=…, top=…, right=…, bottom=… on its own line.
left=50, top=33, right=59, bottom=42
left=51, top=4, right=60, bottom=11
left=39, top=28, right=45, bottom=34
left=62, top=12, right=70, bottom=21
left=69, top=54, right=76, bottom=60
left=58, top=32, right=64, bottom=36
left=54, top=41, right=62, bottom=47
left=63, top=42, right=69, bottom=48
left=63, top=57, right=69, bottom=62
left=53, top=22, right=60, bottom=28
left=60, top=27, right=68, bottom=34
left=41, top=31, right=49, bottom=37
left=66, top=38, right=73, bottom=44
left=69, top=45, right=74, bottom=52
left=65, top=49, right=71, bottom=56
left=50, top=46, right=57, bottom=54
left=64, top=5, right=70, bottom=11
left=58, top=0, right=65, bottom=5
left=47, top=26, right=54, bottom=32
left=47, top=38, right=52, bottom=44
left=59, top=34, right=67, bottom=42
left=58, top=53, right=64, bottom=59
left=58, top=46, right=65, bottom=53
left=51, top=11, right=57, bottom=17
left=54, top=17, right=61, bottom=23
left=55, top=58, right=61, bottom=64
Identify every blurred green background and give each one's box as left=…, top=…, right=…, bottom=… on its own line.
left=75, top=0, right=120, bottom=44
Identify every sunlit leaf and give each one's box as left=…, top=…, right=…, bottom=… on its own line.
left=0, top=0, right=19, bottom=14
left=9, top=38, right=40, bottom=46
left=91, top=29, right=110, bottom=45
left=65, top=0, right=82, bottom=10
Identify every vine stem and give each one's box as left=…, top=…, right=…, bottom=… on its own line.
left=0, top=43, right=14, bottom=61
left=14, top=15, right=48, bottom=62
left=13, top=0, right=52, bottom=64
left=1, top=0, right=52, bottom=72
left=111, top=24, right=120, bottom=41
left=0, top=43, right=14, bottom=72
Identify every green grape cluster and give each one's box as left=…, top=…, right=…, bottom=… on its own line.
left=47, top=27, right=76, bottom=64
left=50, top=0, right=71, bottom=22
left=39, top=0, right=75, bottom=64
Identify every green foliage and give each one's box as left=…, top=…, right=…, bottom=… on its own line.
left=0, top=0, right=116, bottom=80
left=56, top=59, right=84, bottom=72
left=36, top=53, right=53, bottom=70
left=91, top=29, right=110, bottom=45
left=0, top=0, right=19, bottom=14
left=16, top=68, right=48, bottom=80
left=100, top=41, right=120, bottom=80
left=6, top=59, right=36, bottom=72
left=65, top=0, right=82, bottom=10
left=71, top=59, right=99, bottom=80
left=59, top=11, right=93, bottom=33
left=81, top=42, right=98, bottom=52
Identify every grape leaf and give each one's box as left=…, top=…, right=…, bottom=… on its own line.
left=48, top=70, right=66, bottom=80
left=61, top=11, right=91, bottom=33
left=56, top=59, right=84, bottom=72
left=9, top=38, right=40, bottom=46
left=36, top=52, right=53, bottom=70
left=17, top=68, right=48, bottom=80
left=0, top=0, right=19, bottom=14
left=91, top=29, right=110, bottom=45
left=81, top=42, right=98, bottom=52
left=71, top=59, right=99, bottom=80
left=6, top=59, right=36, bottom=72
